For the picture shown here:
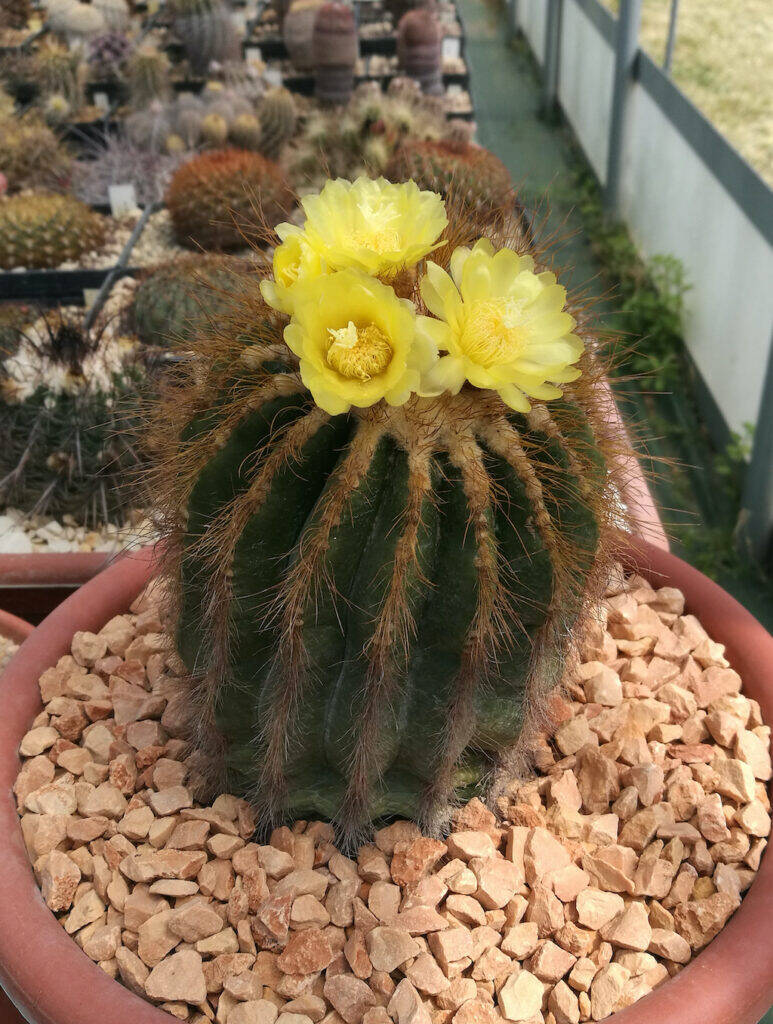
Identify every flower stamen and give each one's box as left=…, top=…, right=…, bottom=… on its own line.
left=327, top=321, right=393, bottom=381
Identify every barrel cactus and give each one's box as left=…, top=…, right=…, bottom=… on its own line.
left=171, top=0, right=241, bottom=78
left=0, top=192, right=107, bottom=270
left=166, top=149, right=292, bottom=250
left=0, top=113, right=72, bottom=194
left=397, top=9, right=442, bottom=95
left=0, top=303, right=143, bottom=526
left=313, top=3, right=358, bottom=106
left=148, top=176, right=617, bottom=836
left=387, top=140, right=514, bottom=222
left=131, top=255, right=252, bottom=347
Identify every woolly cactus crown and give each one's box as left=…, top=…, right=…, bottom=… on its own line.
left=147, top=176, right=623, bottom=838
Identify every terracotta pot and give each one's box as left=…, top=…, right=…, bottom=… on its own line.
left=0, top=551, right=121, bottom=624
left=0, top=608, right=34, bottom=647
left=0, top=540, right=770, bottom=1024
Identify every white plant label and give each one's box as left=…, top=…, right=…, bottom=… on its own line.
left=109, top=184, right=138, bottom=218
left=93, top=91, right=110, bottom=111
left=264, top=66, right=282, bottom=86
left=83, top=289, right=100, bottom=309
left=442, top=37, right=461, bottom=60
left=245, top=47, right=262, bottom=62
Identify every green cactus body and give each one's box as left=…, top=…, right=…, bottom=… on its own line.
left=172, top=374, right=605, bottom=831
left=0, top=192, right=107, bottom=270
left=131, top=256, right=250, bottom=347
left=258, top=88, right=297, bottom=160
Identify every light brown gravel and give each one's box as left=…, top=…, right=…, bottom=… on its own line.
left=14, top=567, right=771, bottom=1023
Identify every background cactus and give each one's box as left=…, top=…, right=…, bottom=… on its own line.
left=0, top=113, right=73, bottom=193
left=147, top=195, right=617, bottom=836
left=258, top=87, right=297, bottom=161
left=397, top=8, right=442, bottom=95
left=130, top=255, right=251, bottom=347
left=71, top=134, right=184, bottom=208
left=283, top=0, right=325, bottom=72
left=313, top=2, right=358, bottom=106
left=387, top=140, right=514, bottom=222
left=126, top=45, right=172, bottom=109
left=165, top=148, right=292, bottom=250
left=0, top=192, right=107, bottom=270
left=0, top=0, right=32, bottom=30
left=87, top=31, right=131, bottom=82
left=46, top=0, right=106, bottom=41
left=33, top=41, right=87, bottom=119
left=0, top=304, right=143, bottom=527
left=170, top=0, right=242, bottom=78
left=92, top=0, right=130, bottom=32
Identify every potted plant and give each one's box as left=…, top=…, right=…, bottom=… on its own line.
left=3, top=177, right=753, bottom=1024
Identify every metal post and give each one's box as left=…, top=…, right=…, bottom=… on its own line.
left=739, top=331, right=773, bottom=566
left=663, top=0, right=680, bottom=73
left=542, top=0, right=562, bottom=119
left=604, top=0, right=643, bottom=214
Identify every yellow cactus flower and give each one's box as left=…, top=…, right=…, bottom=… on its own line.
left=417, top=239, right=584, bottom=412
left=284, top=269, right=437, bottom=415
left=298, top=176, right=448, bottom=279
left=260, top=224, right=324, bottom=314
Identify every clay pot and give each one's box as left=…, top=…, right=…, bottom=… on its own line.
left=0, top=551, right=121, bottom=623
left=0, top=540, right=770, bottom=1024
left=0, top=607, right=33, bottom=647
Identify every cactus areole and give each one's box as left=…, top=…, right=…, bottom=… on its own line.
left=153, top=177, right=619, bottom=837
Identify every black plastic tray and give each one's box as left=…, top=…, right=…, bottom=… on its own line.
left=0, top=267, right=138, bottom=304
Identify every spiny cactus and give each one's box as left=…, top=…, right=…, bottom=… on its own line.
left=34, top=41, right=86, bottom=110
left=0, top=303, right=143, bottom=527
left=126, top=45, right=172, bottom=108
left=397, top=9, right=442, bottom=95
left=258, top=87, right=297, bottom=161
left=0, top=113, right=73, bottom=194
left=283, top=0, right=325, bottom=72
left=166, top=149, right=293, bottom=250
left=46, top=0, right=105, bottom=40
left=171, top=0, right=241, bottom=78
left=229, top=112, right=262, bottom=151
left=387, top=140, right=514, bottom=222
left=0, top=192, right=107, bottom=270
left=130, top=255, right=253, bottom=347
left=71, top=135, right=184, bottom=208
left=87, top=31, right=131, bottom=81
left=147, top=176, right=619, bottom=835
left=313, top=2, right=358, bottom=106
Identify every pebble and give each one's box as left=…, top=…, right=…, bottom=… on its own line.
left=12, top=569, right=771, bottom=1024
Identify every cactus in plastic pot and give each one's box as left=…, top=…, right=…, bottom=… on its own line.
left=131, top=255, right=252, bottom=347
left=147, top=175, right=618, bottom=835
left=87, top=31, right=131, bottom=83
left=125, top=45, right=172, bottom=109
left=283, top=0, right=325, bottom=72
left=397, top=8, right=442, bottom=95
left=0, top=192, right=107, bottom=270
left=258, top=87, right=297, bottom=160
left=170, top=0, right=241, bottom=78
left=165, top=148, right=293, bottom=250
left=0, top=303, right=143, bottom=527
left=387, top=139, right=514, bottom=223
left=313, top=2, right=358, bottom=106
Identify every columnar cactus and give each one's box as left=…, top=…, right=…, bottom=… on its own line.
left=171, top=0, right=241, bottom=78
left=125, top=45, right=172, bottom=109
left=165, top=149, right=292, bottom=250
left=312, top=3, right=358, bottom=106
left=258, top=88, right=297, bottom=161
left=0, top=192, right=107, bottom=270
left=283, top=0, right=325, bottom=72
left=397, top=9, right=442, bottom=95
left=148, top=176, right=618, bottom=835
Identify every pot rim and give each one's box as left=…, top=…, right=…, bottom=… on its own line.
left=0, top=539, right=770, bottom=1024
left=0, top=550, right=119, bottom=588
left=0, top=609, right=34, bottom=647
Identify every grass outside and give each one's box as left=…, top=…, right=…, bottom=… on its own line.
left=603, top=0, right=773, bottom=185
